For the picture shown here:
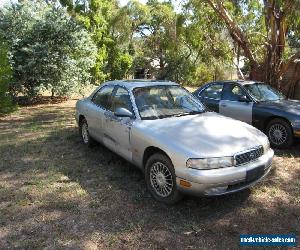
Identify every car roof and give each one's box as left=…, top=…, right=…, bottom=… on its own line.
left=208, top=80, right=262, bottom=86
left=103, top=79, right=179, bottom=90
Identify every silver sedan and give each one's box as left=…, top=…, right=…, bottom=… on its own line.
left=75, top=80, right=274, bottom=204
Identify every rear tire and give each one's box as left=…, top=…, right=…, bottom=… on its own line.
left=79, top=118, right=96, bottom=147
left=266, top=118, right=293, bottom=149
left=145, top=153, right=183, bottom=204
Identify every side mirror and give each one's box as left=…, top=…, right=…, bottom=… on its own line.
left=114, top=107, right=133, bottom=118
left=239, top=95, right=250, bottom=102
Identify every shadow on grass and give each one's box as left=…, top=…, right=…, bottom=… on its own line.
left=0, top=104, right=299, bottom=249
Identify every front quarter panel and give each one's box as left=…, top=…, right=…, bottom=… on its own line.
left=252, top=103, right=298, bottom=131
left=130, top=121, right=190, bottom=172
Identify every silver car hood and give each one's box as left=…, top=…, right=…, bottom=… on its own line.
left=137, top=112, right=268, bottom=158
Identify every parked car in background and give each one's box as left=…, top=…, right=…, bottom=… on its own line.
left=194, top=80, right=300, bottom=148
left=75, top=80, right=273, bottom=204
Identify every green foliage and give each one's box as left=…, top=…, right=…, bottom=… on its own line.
left=113, top=0, right=233, bottom=85
left=286, top=2, right=300, bottom=52
left=0, top=0, right=297, bottom=97
left=0, top=36, right=16, bottom=115
left=0, top=0, right=249, bottom=96
left=106, top=49, right=133, bottom=80
left=60, top=0, right=134, bottom=83
left=87, top=0, right=115, bottom=83
left=0, top=0, right=97, bottom=97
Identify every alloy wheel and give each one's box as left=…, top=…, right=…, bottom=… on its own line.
left=150, top=162, right=174, bottom=197
left=269, top=123, right=287, bottom=146
left=81, top=122, right=89, bottom=144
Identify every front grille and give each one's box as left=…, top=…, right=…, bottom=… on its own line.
left=234, top=146, right=264, bottom=166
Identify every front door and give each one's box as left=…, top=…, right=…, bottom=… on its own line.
left=103, top=86, right=134, bottom=161
left=220, top=84, right=253, bottom=124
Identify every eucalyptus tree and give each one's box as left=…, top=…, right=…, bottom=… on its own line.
left=110, top=0, right=151, bottom=78
left=116, top=0, right=233, bottom=84
left=179, top=0, right=233, bottom=83
left=58, top=0, right=234, bottom=85
left=201, top=0, right=300, bottom=94
left=112, top=0, right=176, bottom=79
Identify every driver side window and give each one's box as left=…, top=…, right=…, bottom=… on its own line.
left=224, top=84, right=248, bottom=101
left=111, top=87, right=134, bottom=113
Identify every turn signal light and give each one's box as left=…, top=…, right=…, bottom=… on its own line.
left=180, top=180, right=192, bottom=188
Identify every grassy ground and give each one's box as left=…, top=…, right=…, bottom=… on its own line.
left=0, top=99, right=299, bottom=249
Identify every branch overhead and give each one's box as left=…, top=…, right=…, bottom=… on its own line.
left=205, top=0, right=258, bottom=69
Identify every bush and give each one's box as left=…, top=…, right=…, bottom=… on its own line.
left=0, top=37, right=16, bottom=115
left=0, top=0, right=97, bottom=98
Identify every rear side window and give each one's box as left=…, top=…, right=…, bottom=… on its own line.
left=92, top=85, right=114, bottom=110
left=200, top=84, right=223, bottom=100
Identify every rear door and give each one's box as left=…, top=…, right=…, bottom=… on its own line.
left=219, top=83, right=253, bottom=124
left=197, top=83, right=223, bottom=112
left=88, top=85, right=114, bottom=142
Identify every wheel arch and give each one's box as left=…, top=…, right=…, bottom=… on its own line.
left=142, top=146, right=172, bottom=169
left=264, top=116, right=292, bottom=132
left=78, top=114, right=85, bottom=125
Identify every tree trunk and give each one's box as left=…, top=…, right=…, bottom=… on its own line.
left=206, top=0, right=262, bottom=82
left=262, top=0, right=289, bottom=88
left=280, top=62, right=300, bottom=97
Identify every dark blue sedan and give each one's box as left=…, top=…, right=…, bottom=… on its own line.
left=194, top=80, right=300, bottom=148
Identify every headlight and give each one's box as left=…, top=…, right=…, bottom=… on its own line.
left=293, top=120, right=300, bottom=127
left=186, top=157, right=234, bottom=170
left=263, top=139, right=270, bottom=152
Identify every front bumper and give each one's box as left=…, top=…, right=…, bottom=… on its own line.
left=176, top=149, right=274, bottom=196
left=291, top=121, right=300, bottom=137
left=293, top=126, right=300, bottom=137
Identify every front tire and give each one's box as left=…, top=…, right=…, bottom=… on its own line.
left=266, top=118, right=293, bottom=149
left=79, top=118, right=95, bottom=147
left=145, top=153, right=183, bottom=204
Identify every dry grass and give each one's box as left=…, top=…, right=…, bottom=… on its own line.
left=0, top=99, right=299, bottom=249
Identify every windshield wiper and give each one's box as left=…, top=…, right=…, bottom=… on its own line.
left=188, top=110, right=204, bottom=115
left=172, top=112, right=190, bottom=117
left=169, top=111, right=204, bottom=118
left=142, top=116, right=160, bottom=120
left=144, top=110, right=204, bottom=119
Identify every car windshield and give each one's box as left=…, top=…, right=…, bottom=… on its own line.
left=133, top=85, right=205, bottom=120
left=244, top=83, right=285, bottom=102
